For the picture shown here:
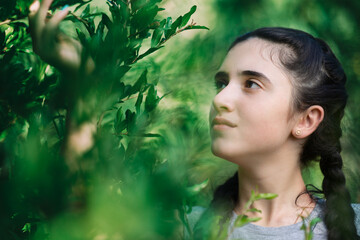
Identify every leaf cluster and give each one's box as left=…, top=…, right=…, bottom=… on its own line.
left=0, top=0, right=208, bottom=239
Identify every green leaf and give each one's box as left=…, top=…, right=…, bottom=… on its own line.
left=186, top=179, right=209, bottom=195
left=22, top=223, right=31, bottom=233
left=234, top=215, right=250, bottom=228
left=135, top=92, right=143, bottom=113
left=247, top=217, right=262, bottom=222
left=136, top=46, right=164, bottom=62
left=125, top=109, right=136, bottom=134
left=141, top=133, right=161, bottom=137
left=101, top=13, right=113, bottom=30
left=300, top=222, right=306, bottom=231
left=246, top=208, right=262, bottom=213
left=180, top=5, right=197, bottom=28
left=74, top=0, right=92, bottom=12
left=115, top=107, right=126, bottom=133
left=151, top=28, right=163, bottom=47
left=145, top=84, right=159, bottom=112
left=234, top=215, right=261, bottom=228
left=172, top=16, right=183, bottom=29
left=254, top=193, right=278, bottom=201
left=131, top=5, right=160, bottom=30
left=309, top=217, right=321, bottom=227
left=183, top=25, right=210, bottom=30
left=165, top=16, right=182, bottom=39
left=164, top=17, right=172, bottom=30
left=118, top=1, right=130, bottom=25
left=76, top=28, right=87, bottom=46
left=131, top=69, right=148, bottom=95
left=115, top=65, right=131, bottom=82
left=80, top=4, right=91, bottom=18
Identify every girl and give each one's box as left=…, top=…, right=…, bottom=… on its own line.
left=191, top=27, right=360, bottom=240
left=28, top=1, right=359, bottom=238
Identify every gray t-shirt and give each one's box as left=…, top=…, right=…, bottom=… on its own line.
left=186, top=200, right=360, bottom=240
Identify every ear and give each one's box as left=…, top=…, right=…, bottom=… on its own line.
left=292, top=105, right=324, bottom=139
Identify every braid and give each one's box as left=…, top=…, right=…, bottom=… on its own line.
left=309, top=38, right=358, bottom=240
left=193, top=172, right=238, bottom=239
left=319, top=149, right=358, bottom=239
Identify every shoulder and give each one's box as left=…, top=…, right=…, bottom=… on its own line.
left=351, top=203, right=360, bottom=236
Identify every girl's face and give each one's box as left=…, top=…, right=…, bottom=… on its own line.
left=209, top=38, right=298, bottom=165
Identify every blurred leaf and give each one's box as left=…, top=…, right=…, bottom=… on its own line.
left=145, top=84, right=159, bottom=112
left=76, top=28, right=87, bottom=45
left=234, top=215, right=261, bottom=228
left=21, top=223, right=31, bottom=233
left=246, top=208, right=262, bottom=213
left=310, top=217, right=322, bottom=227
left=254, top=193, right=278, bottom=201
left=142, top=133, right=161, bottom=137
left=187, top=179, right=209, bottom=196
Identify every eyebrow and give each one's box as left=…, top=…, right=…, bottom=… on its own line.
left=214, top=70, right=271, bottom=84
left=239, top=70, right=271, bottom=83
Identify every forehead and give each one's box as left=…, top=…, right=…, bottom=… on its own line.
left=220, top=38, right=291, bottom=83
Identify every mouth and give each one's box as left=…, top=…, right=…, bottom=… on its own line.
left=212, top=117, right=237, bottom=129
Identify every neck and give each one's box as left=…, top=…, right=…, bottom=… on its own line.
left=234, top=150, right=315, bottom=227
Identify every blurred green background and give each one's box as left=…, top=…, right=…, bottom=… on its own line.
left=1, top=0, right=359, bottom=239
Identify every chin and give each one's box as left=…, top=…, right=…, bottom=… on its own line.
left=211, top=144, right=238, bottom=163
left=211, top=143, right=255, bottom=166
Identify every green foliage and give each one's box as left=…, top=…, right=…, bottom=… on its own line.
left=229, top=190, right=277, bottom=236
left=0, top=0, right=208, bottom=239
left=301, top=217, right=322, bottom=240
left=190, top=190, right=278, bottom=240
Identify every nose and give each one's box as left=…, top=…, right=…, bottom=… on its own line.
left=212, top=84, right=235, bottom=113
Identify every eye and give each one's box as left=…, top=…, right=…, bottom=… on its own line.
left=244, top=79, right=261, bottom=89
left=214, top=79, right=228, bottom=90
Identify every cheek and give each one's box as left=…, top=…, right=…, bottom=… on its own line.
left=248, top=97, right=293, bottom=141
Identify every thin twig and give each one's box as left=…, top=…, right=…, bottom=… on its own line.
left=160, top=20, right=197, bottom=46
left=97, top=109, right=114, bottom=129
left=69, top=12, right=92, bottom=33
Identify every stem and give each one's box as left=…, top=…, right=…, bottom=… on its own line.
left=160, top=20, right=197, bottom=45
left=97, top=109, right=114, bottom=129
left=69, top=12, right=92, bottom=34
left=114, top=132, right=128, bottom=136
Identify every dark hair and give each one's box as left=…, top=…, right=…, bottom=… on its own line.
left=194, top=27, right=358, bottom=239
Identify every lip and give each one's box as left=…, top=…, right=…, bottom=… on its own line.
left=212, top=117, right=237, bottom=128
